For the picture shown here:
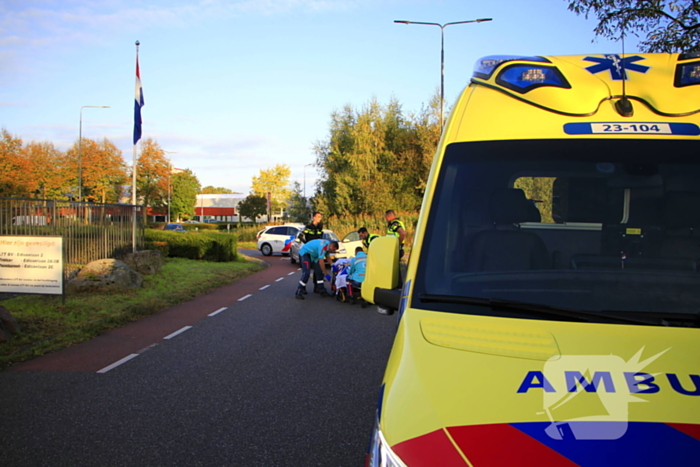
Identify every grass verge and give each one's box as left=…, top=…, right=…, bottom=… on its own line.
left=0, top=255, right=266, bottom=370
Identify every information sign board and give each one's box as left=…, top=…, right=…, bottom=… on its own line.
left=0, top=236, right=63, bottom=295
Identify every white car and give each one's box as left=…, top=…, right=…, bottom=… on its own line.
left=289, top=229, right=349, bottom=263
left=257, top=224, right=304, bottom=256
left=340, top=230, right=365, bottom=258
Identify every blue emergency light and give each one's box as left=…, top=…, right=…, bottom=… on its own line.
left=675, top=61, right=700, bottom=87
left=473, top=55, right=549, bottom=80
left=495, top=65, right=571, bottom=94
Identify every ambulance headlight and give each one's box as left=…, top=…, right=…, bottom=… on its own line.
left=496, top=65, right=571, bottom=94
left=675, top=61, right=700, bottom=87
left=367, top=418, right=407, bottom=467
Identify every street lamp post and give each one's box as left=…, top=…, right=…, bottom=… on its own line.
left=163, top=151, right=177, bottom=223
left=78, top=105, right=110, bottom=202
left=168, top=163, right=171, bottom=223
left=394, top=18, right=492, bottom=128
left=303, top=163, right=314, bottom=200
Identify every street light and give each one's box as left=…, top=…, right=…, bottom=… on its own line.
left=163, top=151, right=177, bottom=223
left=303, top=163, right=314, bottom=200
left=78, top=105, right=110, bottom=202
left=394, top=18, right=492, bottom=128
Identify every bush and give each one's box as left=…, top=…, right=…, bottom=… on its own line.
left=236, top=224, right=264, bottom=242
left=149, top=240, right=170, bottom=257
left=145, top=230, right=238, bottom=261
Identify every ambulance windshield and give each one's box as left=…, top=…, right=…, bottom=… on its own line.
left=413, top=139, right=700, bottom=326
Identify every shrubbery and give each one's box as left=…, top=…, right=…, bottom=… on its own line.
left=145, top=230, right=238, bottom=261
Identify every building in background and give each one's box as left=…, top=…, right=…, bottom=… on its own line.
left=135, top=193, right=286, bottom=223
left=194, top=194, right=241, bottom=222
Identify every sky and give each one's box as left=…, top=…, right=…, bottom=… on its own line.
left=0, top=0, right=641, bottom=196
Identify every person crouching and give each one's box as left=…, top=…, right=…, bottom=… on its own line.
left=347, top=246, right=367, bottom=305
left=295, top=239, right=339, bottom=299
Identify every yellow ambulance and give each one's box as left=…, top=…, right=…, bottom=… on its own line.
left=364, top=53, right=700, bottom=466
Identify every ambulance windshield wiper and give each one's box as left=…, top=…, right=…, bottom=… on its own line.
left=418, top=294, right=660, bottom=326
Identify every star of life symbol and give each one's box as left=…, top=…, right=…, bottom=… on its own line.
left=584, top=54, right=650, bottom=80
left=538, top=347, right=668, bottom=441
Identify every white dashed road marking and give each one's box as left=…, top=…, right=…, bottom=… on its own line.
left=97, top=354, right=139, bottom=374
left=97, top=263, right=299, bottom=373
left=208, top=307, right=227, bottom=316
left=164, top=326, right=193, bottom=340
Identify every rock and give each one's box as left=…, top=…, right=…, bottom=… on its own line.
left=123, top=250, right=163, bottom=275
left=0, top=305, right=20, bottom=341
left=67, top=259, right=143, bottom=292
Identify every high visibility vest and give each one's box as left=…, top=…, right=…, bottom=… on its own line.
left=387, top=219, right=405, bottom=238
left=362, top=234, right=379, bottom=249
left=302, top=222, right=324, bottom=242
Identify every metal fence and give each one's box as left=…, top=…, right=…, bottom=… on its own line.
left=0, top=198, right=145, bottom=280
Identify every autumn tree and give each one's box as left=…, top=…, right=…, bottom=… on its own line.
left=170, top=168, right=200, bottom=221
left=237, top=194, right=267, bottom=223
left=64, top=137, right=127, bottom=203
left=23, top=141, right=71, bottom=199
left=134, top=138, right=169, bottom=221
left=251, top=164, right=292, bottom=218
left=1, top=129, right=74, bottom=199
left=567, top=0, right=700, bottom=52
left=0, top=129, right=31, bottom=197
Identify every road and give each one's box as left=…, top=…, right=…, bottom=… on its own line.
left=0, top=250, right=398, bottom=466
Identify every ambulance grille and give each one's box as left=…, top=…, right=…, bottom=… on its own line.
left=420, top=318, right=561, bottom=361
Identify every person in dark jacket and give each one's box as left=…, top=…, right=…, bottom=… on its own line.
left=358, top=227, right=379, bottom=251
left=301, top=212, right=324, bottom=286
left=302, top=212, right=324, bottom=243
left=385, top=210, right=407, bottom=259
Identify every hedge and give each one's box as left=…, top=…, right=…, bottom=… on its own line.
left=145, top=230, right=238, bottom=262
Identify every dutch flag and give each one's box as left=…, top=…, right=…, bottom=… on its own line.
left=133, top=56, right=144, bottom=145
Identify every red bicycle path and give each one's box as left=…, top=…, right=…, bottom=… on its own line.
left=12, top=254, right=296, bottom=373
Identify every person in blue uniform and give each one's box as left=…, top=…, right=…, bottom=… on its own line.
left=347, top=246, right=367, bottom=304
left=295, top=238, right=339, bottom=300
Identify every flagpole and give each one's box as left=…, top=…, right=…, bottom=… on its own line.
left=132, top=40, right=141, bottom=253
left=132, top=144, right=137, bottom=252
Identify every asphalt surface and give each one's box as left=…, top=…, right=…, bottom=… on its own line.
left=0, top=249, right=399, bottom=466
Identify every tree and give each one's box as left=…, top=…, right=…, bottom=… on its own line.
left=237, top=194, right=267, bottom=223
left=134, top=138, right=169, bottom=221
left=23, top=141, right=71, bottom=200
left=251, top=164, right=292, bottom=218
left=0, top=129, right=30, bottom=197
left=567, top=0, right=700, bottom=52
left=170, top=169, right=200, bottom=221
left=286, top=181, right=311, bottom=223
left=313, top=95, right=440, bottom=217
left=201, top=186, right=236, bottom=194
left=66, top=137, right=127, bottom=203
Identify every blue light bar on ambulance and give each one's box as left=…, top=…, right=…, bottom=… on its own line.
left=675, top=61, right=700, bottom=87
left=679, top=52, right=700, bottom=61
left=495, top=64, right=571, bottom=94
left=473, top=55, right=550, bottom=80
